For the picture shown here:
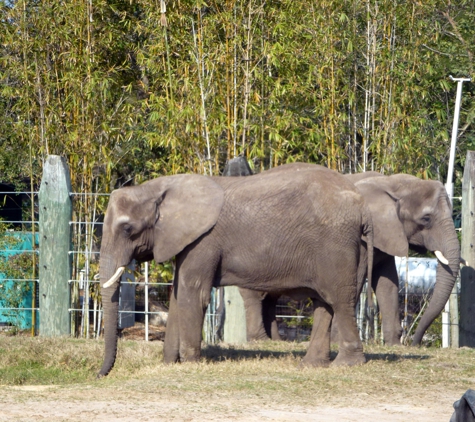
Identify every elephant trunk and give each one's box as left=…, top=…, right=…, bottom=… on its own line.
left=411, top=219, right=460, bottom=345
left=97, top=253, right=121, bottom=377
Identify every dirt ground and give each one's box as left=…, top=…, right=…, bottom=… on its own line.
left=0, top=326, right=468, bottom=421
left=0, top=383, right=458, bottom=421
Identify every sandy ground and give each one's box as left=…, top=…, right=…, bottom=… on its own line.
left=0, top=383, right=457, bottom=421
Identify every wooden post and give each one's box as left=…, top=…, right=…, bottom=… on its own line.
left=39, top=155, right=72, bottom=336
left=460, top=150, right=475, bottom=347
left=223, top=286, right=247, bottom=344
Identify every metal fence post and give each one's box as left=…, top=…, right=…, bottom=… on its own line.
left=39, top=155, right=72, bottom=336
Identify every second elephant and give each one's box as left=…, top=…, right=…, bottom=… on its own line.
left=237, top=165, right=460, bottom=346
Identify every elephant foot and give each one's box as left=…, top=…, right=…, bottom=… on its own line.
left=163, top=345, right=180, bottom=364
left=163, top=354, right=180, bottom=364
left=179, top=345, right=201, bottom=363
left=248, top=333, right=271, bottom=342
left=331, top=351, right=366, bottom=367
left=384, top=338, right=403, bottom=347
left=299, top=352, right=331, bottom=368
left=299, top=358, right=330, bottom=368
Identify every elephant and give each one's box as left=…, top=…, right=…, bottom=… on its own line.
left=97, top=163, right=374, bottom=377
left=348, top=171, right=460, bottom=345
left=236, top=164, right=460, bottom=346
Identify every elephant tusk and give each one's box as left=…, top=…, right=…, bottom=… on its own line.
left=460, top=257, right=469, bottom=267
left=103, top=266, right=126, bottom=288
left=434, top=250, right=449, bottom=266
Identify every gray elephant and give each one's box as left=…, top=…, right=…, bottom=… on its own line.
left=98, top=163, right=373, bottom=377
left=350, top=172, right=460, bottom=345
left=238, top=164, right=460, bottom=346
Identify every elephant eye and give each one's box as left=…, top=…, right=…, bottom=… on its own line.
left=420, top=215, right=431, bottom=225
left=122, top=223, right=133, bottom=237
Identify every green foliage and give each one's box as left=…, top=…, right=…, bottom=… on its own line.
left=1, top=0, right=474, bottom=187
left=283, top=298, right=313, bottom=333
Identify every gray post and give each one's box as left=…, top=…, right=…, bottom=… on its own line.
left=39, top=155, right=72, bottom=336
left=460, top=150, right=475, bottom=347
left=223, top=287, right=247, bottom=344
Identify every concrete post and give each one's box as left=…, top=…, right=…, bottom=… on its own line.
left=460, top=150, right=475, bottom=347
left=39, top=155, right=72, bottom=336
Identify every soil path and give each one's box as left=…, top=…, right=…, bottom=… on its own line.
left=0, top=384, right=457, bottom=421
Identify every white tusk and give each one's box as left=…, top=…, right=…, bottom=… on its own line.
left=434, top=250, right=449, bottom=266
left=460, top=257, right=469, bottom=267
left=103, top=267, right=126, bottom=288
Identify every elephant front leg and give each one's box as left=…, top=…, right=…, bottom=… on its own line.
left=331, top=304, right=366, bottom=367
left=373, top=258, right=402, bottom=346
left=300, top=301, right=333, bottom=368
left=163, top=281, right=181, bottom=363
left=176, top=279, right=212, bottom=362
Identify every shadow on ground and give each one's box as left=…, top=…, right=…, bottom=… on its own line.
left=365, top=352, right=430, bottom=363
left=202, top=344, right=431, bottom=364
left=202, top=344, right=307, bottom=362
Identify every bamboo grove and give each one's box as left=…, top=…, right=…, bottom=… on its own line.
left=1, top=0, right=474, bottom=189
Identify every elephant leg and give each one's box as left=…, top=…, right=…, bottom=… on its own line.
left=175, top=260, right=215, bottom=362
left=300, top=300, right=333, bottom=368
left=239, top=288, right=269, bottom=341
left=262, top=293, right=282, bottom=341
left=372, top=258, right=402, bottom=346
left=163, top=279, right=181, bottom=363
left=331, top=303, right=366, bottom=367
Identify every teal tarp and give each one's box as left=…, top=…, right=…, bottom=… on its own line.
left=0, top=232, right=39, bottom=329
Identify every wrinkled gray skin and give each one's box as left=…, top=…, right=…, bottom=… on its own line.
left=237, top=164, right=460, bottom=346
left=222, top=158, right=283, bottom=341
left=98, top=163, right=373, bottom=377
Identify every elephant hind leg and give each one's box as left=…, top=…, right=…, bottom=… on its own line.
left=300, top=300, right=333, bottom=368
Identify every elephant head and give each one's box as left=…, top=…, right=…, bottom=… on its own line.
left=350, top=173, right=460, bottom=345
left=98, top=174, right=224, bottom=377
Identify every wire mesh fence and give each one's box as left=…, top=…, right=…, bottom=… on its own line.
left=0, top=189, right=39, bottom=334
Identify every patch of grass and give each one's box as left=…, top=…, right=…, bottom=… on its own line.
left=0, top=333, right=474, bottom=410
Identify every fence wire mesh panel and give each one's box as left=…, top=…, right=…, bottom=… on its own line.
left=0, top=190, right=39, bottom=334
left=69, top=192, right=104, bottom=339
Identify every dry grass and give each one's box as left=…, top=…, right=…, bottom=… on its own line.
left=0, top=334, right=474, bottom=420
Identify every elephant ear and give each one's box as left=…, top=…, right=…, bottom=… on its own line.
left=354, top=176, right=409, bottom=257
left=147, top=174, right=224, bottom=263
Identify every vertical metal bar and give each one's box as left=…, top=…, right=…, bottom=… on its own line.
left=145, top=261, right=149, bottom=342
left=443, top=76, right=471, bottom=348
